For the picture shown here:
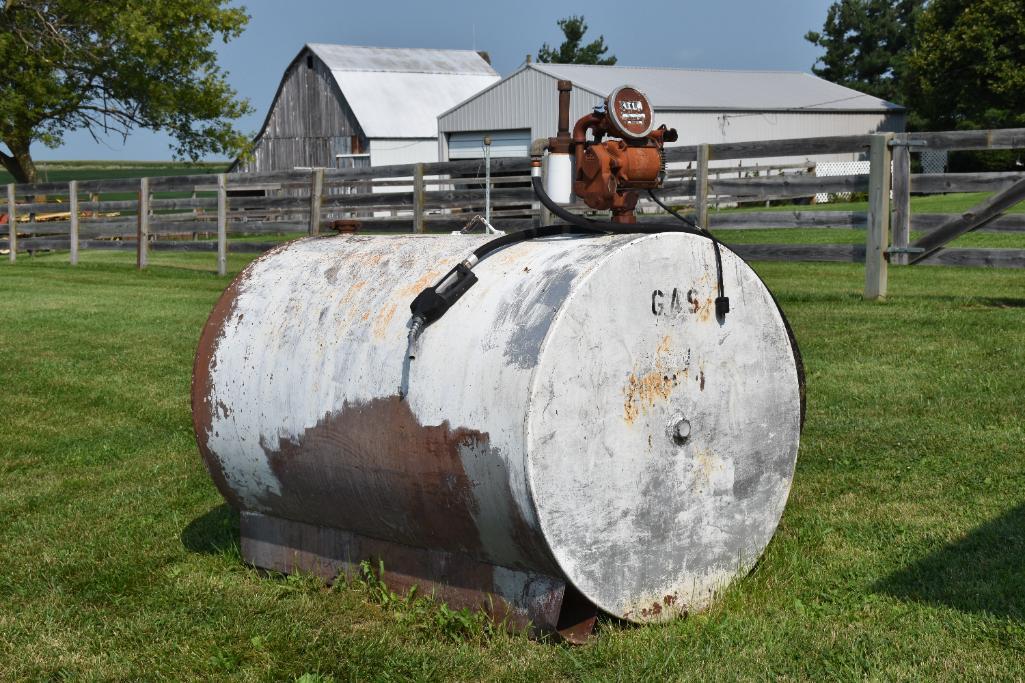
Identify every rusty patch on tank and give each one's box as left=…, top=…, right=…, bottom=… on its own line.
left=399, top=267, right=446, bottom=296
left=355, top=251, right=385, bottom=268
left=254, top=396, right=558, bottom=575
left=340, top=280, right=367, bottom=306
left=623, top=336, right=686, bottom=424
left=372, top=302, right=399, bottom=339
left=694, top=448, right=725, bottom=489
left=685, top=287, right=716, bottom=322
left=697, top=297, right=715, bottom=323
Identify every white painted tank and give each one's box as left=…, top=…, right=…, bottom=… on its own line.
left=193, top=232, right=803, bottom=632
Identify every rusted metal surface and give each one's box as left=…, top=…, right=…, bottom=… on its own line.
left=330, top=219, right=360, bottom=234
left=240, top=512, right=582, bottom=640
left=192, top=232, right=802, bottom=634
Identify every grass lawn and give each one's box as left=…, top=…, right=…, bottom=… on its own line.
left=0, top=160, right=229, bottom=186
left=720, top=191, right=1025, bottom=215
left=705, top=191, right=1025, bottom=248
left=2, top=240, right=1025, bottom=680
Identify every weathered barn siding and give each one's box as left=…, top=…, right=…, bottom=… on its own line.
left=236, top=45, right=498, bottom=172
left=236, top=52, right=364, bottom=173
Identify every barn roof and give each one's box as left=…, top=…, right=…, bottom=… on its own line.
left=306, top=44, right=499, bottom=138
left=514, top=63, right=902, bottom=113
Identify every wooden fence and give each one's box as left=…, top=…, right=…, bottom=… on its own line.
left=3, top=128, right=1025, bottom=297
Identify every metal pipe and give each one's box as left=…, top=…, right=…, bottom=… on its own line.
left=557, top=79, right=572, bottom=140
left=483, top=135, right=492, bottom=225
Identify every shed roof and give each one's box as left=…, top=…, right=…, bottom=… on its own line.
left=306, top=44, right=499, bottom=138
left=521, top=63, right=902, bottom=113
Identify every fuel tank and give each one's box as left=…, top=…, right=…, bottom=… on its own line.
left=192, top=232, right=803, bottom=639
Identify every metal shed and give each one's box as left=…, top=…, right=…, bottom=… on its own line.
left=438, top=63, right=905, bottom=166
left=235, top=44, right=499, bottom=172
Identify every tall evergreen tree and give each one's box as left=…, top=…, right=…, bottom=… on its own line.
left=804, top=0, right=923, bottom=104
left=537, top=15, right=617, bottom=65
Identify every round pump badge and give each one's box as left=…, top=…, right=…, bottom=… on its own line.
left=607, top=85, right=654, bottom=139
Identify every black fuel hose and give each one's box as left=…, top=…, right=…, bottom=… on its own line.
left=528, top=177, right=728, bottom=320
left=646, top=188, right=728, bottom=315
left=407, top=177, right=730, bottom=358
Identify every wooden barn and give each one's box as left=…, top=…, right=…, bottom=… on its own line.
left=234, top=44, right=499, bottom=172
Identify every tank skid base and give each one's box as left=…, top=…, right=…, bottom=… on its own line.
left=239, top=512, right=599, bottom=643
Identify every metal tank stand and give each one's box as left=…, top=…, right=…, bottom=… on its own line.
left=239, top=512, right=599, bottom=643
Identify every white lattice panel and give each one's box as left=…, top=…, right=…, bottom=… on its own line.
left=815, top=160, right=870, bottom=202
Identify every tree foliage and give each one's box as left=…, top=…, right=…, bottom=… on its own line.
left=537, top=15, right=616, bottom=65
left=0, top=0, right=252, bottom=183
left=905, top=0, right=1025, bottom=131
left=804, top=0, right=923, bottom=105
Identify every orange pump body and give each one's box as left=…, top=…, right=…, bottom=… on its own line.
left=550, top=82, right=677, bottom=224
left=575, top=140, right=665, bottom=219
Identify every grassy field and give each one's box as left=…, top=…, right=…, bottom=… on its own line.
left=0, top=160, right=229, bottom=186
left=724, top=191, right=1025, bottom=215
left=709, top=192, right=1025, bottom=248
left=1, top=247, right=1023, bottom=681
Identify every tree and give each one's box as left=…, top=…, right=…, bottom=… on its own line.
left=0, top=0, right=252, bottom=183
left=537, top=15, right=617, bottom=65
left=905, top=0, right=1025, bottom=132
left=804, top=0, right=923, bottom=105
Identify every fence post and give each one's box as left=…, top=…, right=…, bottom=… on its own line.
left=890, top=141, right=911, bottom=266
left=864, top=133, right=893, bottom=300
left=6, top=183, right=15, bottom=263
left=69, top=180, right=79, bottom=265
left=696, top=144, right=710, bottom=228
left=137, top=176, right=149, bottom=270
left=217, top=173, right=228, bottom=276
left=308, top=167, right=323, bottom=236
left=413, top=162, right=425, bottom=234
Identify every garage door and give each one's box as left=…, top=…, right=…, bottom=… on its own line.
left=448, top=129, right=531, bottom=159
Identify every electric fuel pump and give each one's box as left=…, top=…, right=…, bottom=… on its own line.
left=542, top=80, right=678, bottom=223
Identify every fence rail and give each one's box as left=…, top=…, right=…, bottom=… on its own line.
left=4, top=127, right=1025, bottom=290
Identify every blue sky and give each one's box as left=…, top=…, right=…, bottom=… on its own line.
left=34, top=0, right=835, bottom=161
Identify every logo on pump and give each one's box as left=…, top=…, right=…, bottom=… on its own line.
left=620, top=100, right=646, bottom=121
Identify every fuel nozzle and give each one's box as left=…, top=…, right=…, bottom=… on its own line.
left=406, top=258, right=479, bottom=358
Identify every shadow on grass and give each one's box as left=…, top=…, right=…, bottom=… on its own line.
left=181, top=503, right=240, bottom=555
left=876, top=503, right=1025, bottom=620
left=959, top=297, right=1025, bottom=309
left=908, top=295, right=1025, bottom=309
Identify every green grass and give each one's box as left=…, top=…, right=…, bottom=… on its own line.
left=720, top=191, right=1025, bottom=214
left=1, top=249, right=1024, bottom=680
left=715, top=228, right=1025, bottom=248
left=0, top=160, right=229, bottom=186
left=702, top=191, right=1025, bottom=248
